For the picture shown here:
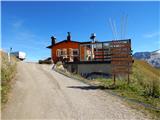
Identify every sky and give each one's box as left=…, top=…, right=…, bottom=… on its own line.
left=1, top=1, right=160, bottom=61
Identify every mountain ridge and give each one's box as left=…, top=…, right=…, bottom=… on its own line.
left=133, top=49, right=160, bottom=68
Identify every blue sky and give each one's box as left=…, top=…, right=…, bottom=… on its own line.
left=2, top=1, right=160, bottom=61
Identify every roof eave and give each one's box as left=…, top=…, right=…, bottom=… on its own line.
left=46, top=45, right=52, bottom=49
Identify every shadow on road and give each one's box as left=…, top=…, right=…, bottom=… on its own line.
left=67, top=85, right=106, bottom=90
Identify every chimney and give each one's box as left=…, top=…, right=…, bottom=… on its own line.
left=90, top=33, right=96, bottom=42
left=67, top=32, right=71, bottom=41
left=51, top=36, right=56, bottom=45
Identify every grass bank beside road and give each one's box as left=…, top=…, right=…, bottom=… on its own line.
left=55, top=60, right=160, bottom=119
left=94, top=60, right=160, bottom=119
left=1, top=51, right=18, bottom=105
left=94, top=60, right=160, bottom=107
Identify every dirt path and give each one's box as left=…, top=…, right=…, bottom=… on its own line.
left=2, top=62, right=149, bottom=119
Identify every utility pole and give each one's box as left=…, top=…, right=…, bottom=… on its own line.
left=8, top=47, right=12, bottom=63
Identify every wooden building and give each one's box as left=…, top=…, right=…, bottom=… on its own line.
left=47, top=32, right=108, bottom=63
left=47, top=32, right=80, bottom=63
left=47, top=32, right=131, bottom=63
left=47, top=32, right=132, bottom=78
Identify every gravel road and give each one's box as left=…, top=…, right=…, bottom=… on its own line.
left=2, top=62, right=149, bottom=119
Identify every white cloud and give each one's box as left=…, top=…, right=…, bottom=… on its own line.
left=12, top=20, right=23, bottom=29
left=10, top=20, right=47, bottom=47
left=143, top=32, right=160, bottom=38
left=13, top=30, right=48, bottom=48
left=4, top=19, right=50, bottom=61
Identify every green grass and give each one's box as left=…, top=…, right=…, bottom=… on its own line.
left=1, top=51, right=18, bottom=105
left=95, top=78, right=160, bottom=107
left=92, top=60, right=160, bottom=119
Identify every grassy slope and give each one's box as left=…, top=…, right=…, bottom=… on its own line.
left=123, top=60, right=159, bottom=104
left=93, top=60, right=160, bottom=118
left=1, top=51, right=18, bottom=105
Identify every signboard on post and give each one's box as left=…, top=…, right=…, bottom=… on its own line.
left=111, top=40, right=133, bottom=84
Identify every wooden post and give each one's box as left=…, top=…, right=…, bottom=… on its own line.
left=102, top=42, right=104, bottom=61
left=113, top=74, right=116, bottom=85
left=127, top=73, right=130, bottom=84
left=78, top=44, right=80, bottom=61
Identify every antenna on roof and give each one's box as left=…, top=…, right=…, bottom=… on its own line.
left=120, top=13, right=128, bottom=39
left=109, top=18, right=116, bottom=40
left=109, top=14, right=128, bottom=40
left=123, top=14, right=128, bottom=39
left=120, top=15, right=124, bottom=39
left=113, top=20, right=118, bottom=40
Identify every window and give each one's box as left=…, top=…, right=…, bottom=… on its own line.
left=61, top=50, right=63, bottom=55
left=56, top=49, right=61, bottom=57
left=73, top=50, right=78, bottom=55
left=72, top=49, right=79, bottom=56
left=61, top=49, right=67, bottom=56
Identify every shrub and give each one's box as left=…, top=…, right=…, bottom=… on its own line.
left=56, top=61, right=63, bottom=67
left=1, top=51, right=17, bottom=104
left=143, top=79, right=160, bottom=98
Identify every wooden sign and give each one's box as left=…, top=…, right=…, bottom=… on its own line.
left=111, top=40, right=133, bottom=84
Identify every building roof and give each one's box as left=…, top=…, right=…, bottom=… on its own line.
left=80, top=39, right=131, bottom=45
left=47, top=39, right=131, bottom=48
left=46, top=40, right=80, bottom=49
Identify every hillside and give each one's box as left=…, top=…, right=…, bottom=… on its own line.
left=132, top=60, right=160, bottom=83
left=133, top=49, right=160, bottom=68
left=128, top=60, right=160, bottom=118
left=131, top=60, right=160, bottom=98
left=1, top=51, right=18, bottom=105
